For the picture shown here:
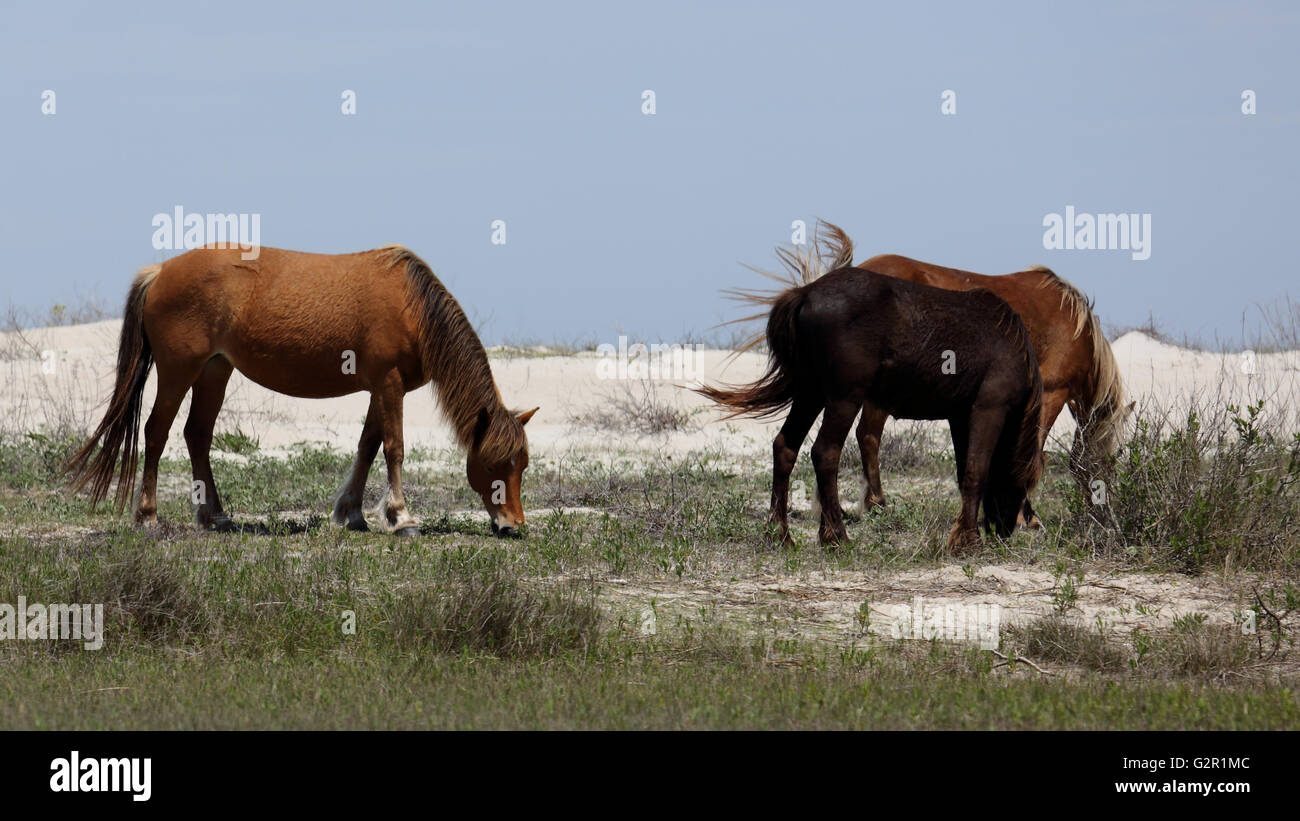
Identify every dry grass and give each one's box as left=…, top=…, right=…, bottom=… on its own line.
left=570, top=380, right=695, bottom=435
left=1022, top=614, right=1129, bottom=672
left=392, top=571, right=602, bottom=659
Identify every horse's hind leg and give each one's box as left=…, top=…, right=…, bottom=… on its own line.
left=332, top=395, right=382, bottom=531
left=135, top=359, right=206, bottom=525
left=373, top=369, right=419, bottom=536
left=768, top=396, right=822, bottom=546
left=855, top=402, right=889, bottom=513
left=184, top=356, right=234, bottom=530
left=811, top=400, right=858, bottom=547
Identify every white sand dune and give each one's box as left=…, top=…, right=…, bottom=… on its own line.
left=3, top=321, right=1299, bottom=462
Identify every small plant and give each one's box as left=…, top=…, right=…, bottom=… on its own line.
left=212, top=426, right=260, bottom=455
left=855, top=600, right=872, bottom=635
left=1051, top=559, right=1082, bottom=614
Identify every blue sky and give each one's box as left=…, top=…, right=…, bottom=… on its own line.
left=2, top=0, right=1297, bottom=345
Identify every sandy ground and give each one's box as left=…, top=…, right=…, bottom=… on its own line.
left=598, top=563, right=1262, bottom=650
left=3, top=320, right=1297, bottom=650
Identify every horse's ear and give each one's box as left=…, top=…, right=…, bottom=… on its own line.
left=472, top=408, right=491, bottom=450
left=517, top=406, right=539, bottom=426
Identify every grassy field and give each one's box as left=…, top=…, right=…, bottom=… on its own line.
left=1, top=402, right=1298, bottom=730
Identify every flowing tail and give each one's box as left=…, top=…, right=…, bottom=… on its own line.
left=696, top=220, right=854, bottom=418
left=64, top=264, right=160, bottom=509
left=1012, top=361, right=1046, bottom=494
left=985, top=314, right=1046, bottom=533
left=695, top=286, right=807, bottom=419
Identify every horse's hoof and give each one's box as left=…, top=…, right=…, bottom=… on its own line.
left=947, top=524, right=982, bottom=555
left=394, top=525, right=420, bottom=538
left=819, top=531, right=848, bottom=549
left=345, top=519, right=370, bottom=533
left=208, top=515, right=236, bottom=533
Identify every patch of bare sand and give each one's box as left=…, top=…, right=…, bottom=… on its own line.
left=597, top=563, right=1259, bottom=645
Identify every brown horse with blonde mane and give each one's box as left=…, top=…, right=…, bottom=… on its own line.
left=699, top=224, right=1044, bottom=551
left=66, top=245, right=538, bottom=537
left=854, top=252, right=1129, bottom=526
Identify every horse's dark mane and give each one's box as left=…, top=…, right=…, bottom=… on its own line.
left=970, top=287, right=1035, bottom=367
left=380, top=245, right=525, bottom=464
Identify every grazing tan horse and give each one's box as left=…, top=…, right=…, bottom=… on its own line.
left=853, top=253, right=1129, bottom=525
left=66, top=245, right=538, bottom=537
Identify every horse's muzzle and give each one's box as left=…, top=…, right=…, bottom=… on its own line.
left=491, top=521, right=521, bottom=539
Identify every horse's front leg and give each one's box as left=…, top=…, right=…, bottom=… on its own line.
left=855, top=401, right=890, bottom=513
left=767, top=398, right=821, bottom=546
left=947, top=409, right=1002, bottom=554
left=373, top=371, right=419, bottom=537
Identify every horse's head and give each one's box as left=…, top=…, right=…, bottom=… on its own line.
left=466, top=406, right=538, bottom=537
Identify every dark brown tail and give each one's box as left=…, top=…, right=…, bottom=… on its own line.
left=698, top=220, right=855, bottom=418
left=1013, top=371, right=1045, bottom=493
left=985, top=313, right=1046, bottom=536
left=64, top=264, right=160, bottom=510
left=696, top=286, right=807, bottom=419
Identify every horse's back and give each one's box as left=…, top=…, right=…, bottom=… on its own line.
left=859, top=254, right=1091, bottom=393
left=142, top=246, right=424, bottom=397
left=798, top=269, right=1035, bottom=420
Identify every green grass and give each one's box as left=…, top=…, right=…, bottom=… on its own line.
left=5, top=642, right=1297, bottom=730
left=1, top=409, right=1298, bottom=729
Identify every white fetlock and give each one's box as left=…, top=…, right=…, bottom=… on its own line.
left=374, top=487, right=417, bottom=533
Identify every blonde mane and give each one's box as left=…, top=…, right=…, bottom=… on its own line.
left=1027, top=264, right=1125, bottom=454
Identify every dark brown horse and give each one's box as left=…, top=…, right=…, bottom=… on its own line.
left=854, top=254, right=1128, bottom=526
left=699, top=225, right=1044, bottom=551
left=66, top=245, right=538, bottom=537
